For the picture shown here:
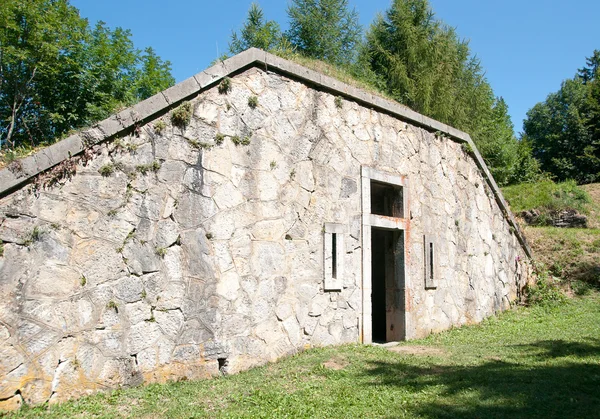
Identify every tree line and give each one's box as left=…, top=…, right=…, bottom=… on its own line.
left=2, top=0, right=596, bottom=186
left=230, top=0, right=598, bottom=186
left=523, top=51, right=600, bottom=184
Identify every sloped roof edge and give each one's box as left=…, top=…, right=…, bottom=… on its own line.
left=0, top=48, right=531, bottom=257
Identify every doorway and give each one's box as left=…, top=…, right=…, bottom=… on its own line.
left=371, top=228, right=406, bottom=342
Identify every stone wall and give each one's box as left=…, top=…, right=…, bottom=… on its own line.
left=0, top=66, right=529, bottom=409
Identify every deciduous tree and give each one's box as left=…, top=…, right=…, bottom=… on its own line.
left=524, top=50, right=600, bottom=183
left=0, top=0, right=174, bottom=151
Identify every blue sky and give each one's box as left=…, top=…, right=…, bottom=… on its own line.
left=71, top=0, right=600, bottom=134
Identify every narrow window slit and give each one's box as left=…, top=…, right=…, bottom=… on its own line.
left=332, top=233, right=337, bottom=279
left=429, top=242, right=434, bottom=281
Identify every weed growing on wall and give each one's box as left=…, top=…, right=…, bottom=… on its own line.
left=154, top=120, right=166, bottom=134
left=98, top=164, right=115, bottom=177
left=218, top=77, right=232, bottom=94
left=231, top=135, right=251, bottom=146
left=171, top=102, right=192, bottom=128
left=248, top=95, right=258, bottom=108
left=136, top=161, right=161, bottom=174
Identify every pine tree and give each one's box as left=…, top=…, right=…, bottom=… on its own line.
left=362, top=0, right=533, bottom=185
left=286, top=0, right=362, bottom=66
left=229, top=3, right=287, bottom=55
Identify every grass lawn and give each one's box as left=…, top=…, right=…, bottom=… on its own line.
left=8, top=293, right=600, bottom=419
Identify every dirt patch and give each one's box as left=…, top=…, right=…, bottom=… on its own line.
left=386, top=345, right=446, bottom=356
left=322, top=357, right=348, bottom=370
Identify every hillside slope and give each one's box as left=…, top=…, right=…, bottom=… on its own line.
left=511, top=183, right=600, bottom=291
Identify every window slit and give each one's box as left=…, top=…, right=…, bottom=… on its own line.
left=332, top=233, right=337, bottom=279
left=429, top=242, right=434, bottom=281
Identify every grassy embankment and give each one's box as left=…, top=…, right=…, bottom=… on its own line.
left=502, top=180, right=600, bottom=293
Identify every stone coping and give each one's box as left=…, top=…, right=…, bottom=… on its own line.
left=0, top=48, right=531, bottom=257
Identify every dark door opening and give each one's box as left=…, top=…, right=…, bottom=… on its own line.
left=371, top=228, right=406, bottom=342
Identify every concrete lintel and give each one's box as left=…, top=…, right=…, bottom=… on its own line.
left=369, top=214, right=408, bottom=231
left=324, top=222, right=346, bottom=234
left=362, top=166, right=408, bottom=187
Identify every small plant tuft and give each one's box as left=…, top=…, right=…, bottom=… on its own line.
left=334, top=96, right=343, bottom=109
left=24, top=226, right=43, bottom=246
left=231, top=135, right=251, bottom=146
left=171, top=102, right=192, bottom=129
left=0, top=241, right=4, bottom=257
left=114, top=138, right=138, bottom=152
left=270, top=161, right=277, bottom=170
left=106, top=300, right=118, bottom=312
left=248, top=95, right=258, bottom=109
left=136, top=161, right=161, bottom=174
left=290, top=169, right=296, bottom=180
left=99, top=164, right=115, bottom=177
left=80, top=276, right=87, bottom=286
left=218, top=77, right=232, bottom=94
left=155, top=247, right=167, bottom=258
left=154, top=120, right=166, bottom=134
left=71, top=358, right=80, bottom=369
left=215, top=133, right=225, bottom=145
left=186, top=138, right=212, bottom=150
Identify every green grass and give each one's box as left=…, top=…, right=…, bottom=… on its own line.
left=502, top=180, right=591, bottom=216
left=504, top=182, right=600, bottom=289
left=525, top=226, right=600, bottom=286
left=9, top=293, right=600, bottom=418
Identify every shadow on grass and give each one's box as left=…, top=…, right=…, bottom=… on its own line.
left=511, top=338, right=600, bottom=359
left=365, top=339, right=600, bottom=419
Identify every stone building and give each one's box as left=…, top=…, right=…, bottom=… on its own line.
left=0, top=49, right=531, bottom=409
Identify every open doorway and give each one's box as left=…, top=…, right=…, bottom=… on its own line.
left=371, top=228, right=406, bottom=342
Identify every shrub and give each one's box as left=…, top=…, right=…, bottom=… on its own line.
left=525, top=266, right=567, bottom=306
